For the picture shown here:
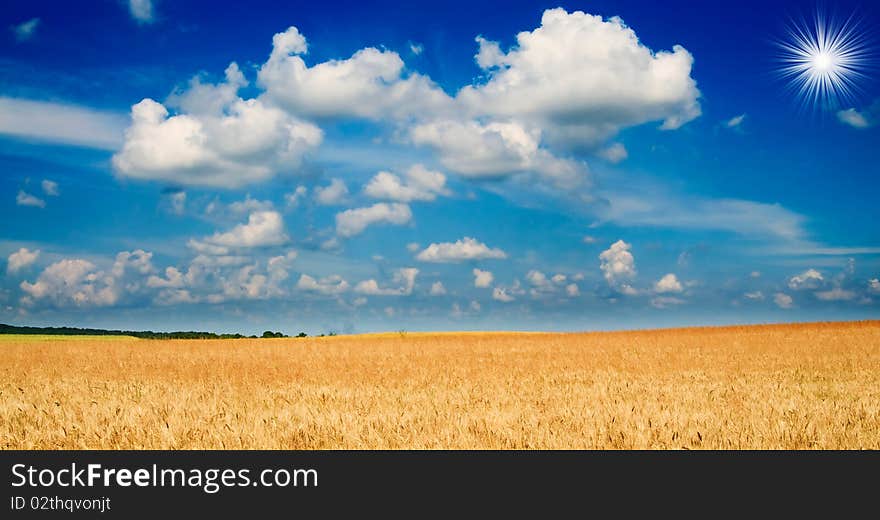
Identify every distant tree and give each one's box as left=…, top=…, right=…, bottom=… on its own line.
left=296, top=332, right=308, bottom=338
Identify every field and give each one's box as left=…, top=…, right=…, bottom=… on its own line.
left=2, top=321, right=879, bottom=449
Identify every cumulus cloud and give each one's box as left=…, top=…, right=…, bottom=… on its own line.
left=7, top=248, right=39, bottom=274
left=458, top=8, right=700, bottom=147
left=165, top=190, right=186, bottom=215
left=335, top=203, right=412, bottom=237
left=113, top=64, right=323, bottom=188
left=492, top=287, right=516, bottom=302
left=364, top=164, right=450, bottom=202
left=837, top=108, right=874, bottom=129
left=565, top=283, right=580, bottom=297
left=788, top=269, right=823, bottom=290
left=429, top=281, right=447, bottom=295
left=20, top=250, right=154, bottom=307
left=296, top=273, right=350, bottom=295
left=415, top=237, right=507, bottom=263
left=201, top=210, right=289, bottom=249
left=128, top=0, right=155, bottom=24
left=599, top=240, right=636, bottom=289
left=654, top=273, right=683, bottom=293
left=16, top=191, right=45, bottom=208
left=285, top=186, right=308, bottom=208
left=315, top=178, right=349, bottom=205
left=598, top=143, right=628, bottom=163
left=41, top=179, right=60, bottom=196
left=0, top=97, right=126, bottom=150
left=870, top=279, right=880, bottom=294
left=355, top=268, right=418, bottom=296
left=473, top=268, right=494, bottom=288
left=410, top=119, right=586, bottom=186
left=774, top=292, right=794, bottom=309
left=257, top=26, right=452, bottom=120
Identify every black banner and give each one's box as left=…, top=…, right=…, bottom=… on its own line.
left=2, top=451, right=876, bottom=517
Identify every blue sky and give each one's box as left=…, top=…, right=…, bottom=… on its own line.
left=1, top=0, right=878, bottom=334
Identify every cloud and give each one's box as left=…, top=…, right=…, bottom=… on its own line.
left=598, top=143, right=628, bottom=163
left=16, top=191, right=45, bottom=208
left=565, top=283, right=580, bottom=297
left=20, top=250, right=154, bottom=308
left=473, top=268, right=494, bottom=288
left=429, top=281, right=447, bottom=295
left=654, top=273, right=683, bottom=293
left=41, top=180, right=59, bottom=197
left=869, top=279, right=880, bottom=294
left=744, top=291, right=765, bottom=301
left=582, top=236, right=598, bottom=244
left=285, top=186, right=308, bottom=208
left=257, top=26, right=452, bottom=120
left=837, top=108, right=872, bottom=129
left=458, top=8, right=700, bottom=147
left=492, top=287, right=515, bottom=302
left=128, top=0, right=155, bottom=24
left=409, top=42, right=424, bottom=56
left=335, top=203, right=412, bottom=237
left=788, top=269, right=823, bottom=290
left=774, top=292, right=794, bottom=309
left=651, top=296, right=684, bottom=309
left=354, top=267, right=418, bottom=296
left=410, top=119, right=586, bottom=186
left=11, top=18, right=40, bottom=42
left=296, top=273, right=350, bottom=295
left=315, top=178, right=349, bottom=205
left=164, top=190, right=186, bottom=215
left=415, top=237, right=507, bottom=263
left=814, top=288, right=856, bottom=301
left=724, top=114, right=746, bottom=128
left=7, top=248, right=39, bottom=275
left=227, top=196, right=274, bottom=215
left=201, top=211, right=289, bottom=248
left=599, top=240, right=636, bottom=288
left=364, top=164, right=450, bottom=202
left=0, top=97, right=126, bottom=150
left=112, top=64, right=323, bottom=188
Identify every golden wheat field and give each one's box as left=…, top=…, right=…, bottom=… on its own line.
left=2, top=320, right=879, bottom=449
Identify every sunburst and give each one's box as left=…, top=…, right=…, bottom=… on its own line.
left=775, top=10, right=872, bottom=111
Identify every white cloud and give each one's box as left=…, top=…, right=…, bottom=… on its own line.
left=788, top=269, right=823, bottom=290
left=406, top=242, right=421, bottom=253
left=11, top=18, right=40, bottom=42
left=416, top=237, right=507, bottom=263
left=551, top=274, right=567, bottom=284
left=227, top=195, right=274, bottom=215
left=814, top=288, right=856, bottom=301
left=526, top=270, right=556, bottom=296
left=315, top=178, right=349, bottom=205
left=296, top=274, right=349, bottom=295
left=654, top=273, right=683, bottom=293
left=651, top=296, right=684, bottom=309
left=16, top=191, right=45, bottom=208
left=257, top=26, right=452, bottom=120
left=598, top=143, right=628, bottom=163
left=836, top=108, right=871, bottom=129
left=473, top=268, right=494, bottom=288
left=41, top=179, right=59, bottom=197
left=492, top=287, right=515, bottom=302
left=335, top=203, right=412, bottom=237
left=355, top=268, right=418, bottom=296
left=285, top=186, right=308, bottom=208
left=128, top=0, right=155, bottom=24
left=582, top=236, right=598, bottom=244
left=0, top=97, right=126, bottom=150
left=599, top=240, right=636, bottom=288
left=565, top=283, right=580, bottom=297
left=869, top=279, right=880, bottom=294
left=364, top=164, right=450, bottom=202
left=202, top=210, right=289, bottom=249
left=725, top=114, right=746, bottom=128
left=7, top=248, right=39, bottom=274
left=744, top=291, right=765, bottom=301
left=113, top=65, right=323, bottom=188
left=165, top=191, right=186, bottom=215
left=458, top=8, right=700, bottom=147
left=410, top=119, right=586, bottom=186
left=774, top=292, right=794, bottom=309
left=409, top=42, right=424, bottom=56
left=429, top=281, right=447, bottom=295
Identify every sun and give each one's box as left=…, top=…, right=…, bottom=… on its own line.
left=775, top=10, right=871, bottom=111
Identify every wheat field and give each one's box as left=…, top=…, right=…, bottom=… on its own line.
left=2, top=321, right=879, bottom=449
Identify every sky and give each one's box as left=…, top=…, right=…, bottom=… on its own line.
left=1, top=0, right=879, bottom=335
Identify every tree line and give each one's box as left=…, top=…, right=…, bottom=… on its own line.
left=0, top=323, right=317, bottom=340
